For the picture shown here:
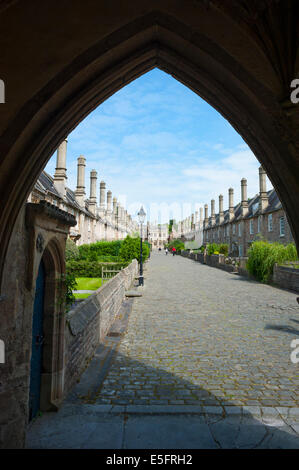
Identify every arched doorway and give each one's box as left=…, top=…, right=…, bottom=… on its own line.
left=29, top=259, right=45, bottom=421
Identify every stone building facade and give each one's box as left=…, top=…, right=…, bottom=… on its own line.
left=29, top=139, right=137, bottom=245
left=143, top=222, right=169, bottom=249
left=179, top=167, right=294, bottom=256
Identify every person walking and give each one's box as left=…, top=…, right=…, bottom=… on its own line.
left=172, top=247, right=176, bottom=256
left=165, top=247, right=168, bottom=255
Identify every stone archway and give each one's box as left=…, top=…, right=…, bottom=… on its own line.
left=0, top=1, right=299, bottom=447
left=0, top=3, right=298, bottom=292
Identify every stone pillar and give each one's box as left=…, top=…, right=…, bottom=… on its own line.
left=54, top=138, right=68, bottom=197
left=259, top=166, right=269, bottom=211
left=241, top=178, right=248, bottom=217
left=89, top=169, right=97, bottom=215
left=229, top=188, right=234, bottom=221
left=99, top=181, right=106, bottom=216
left=211, top=199, right=216, bottom=225
left=219, top=194, right=224, bottom=224
left=75, top=155, right=86, bottom=206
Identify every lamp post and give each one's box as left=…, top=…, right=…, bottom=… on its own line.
left=137, top=206, right=146, bottom=286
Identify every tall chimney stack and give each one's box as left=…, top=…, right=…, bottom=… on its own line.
left=259, top=166, right=269, bottom=211
left=219, top=194, right=224, bottom=224
left=204, top=204, right=209, bottom=228
left=228, top=188, right=234, bottom=221
left=54, top=138, right=68, bottom=197
left=211, top=199, right=216, bottom=225
left=99, top=181, right=106, bottom=216
left=75, top=155, right=86, bottom=206
left=106, top=190, right=112, bottom=215
left=241, top=178, right=248, bottom=217
left=89, top=169, right=97, bottom=215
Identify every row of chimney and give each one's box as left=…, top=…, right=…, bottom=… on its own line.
left=181, top=166, right=269, bottom=232
left=53, top=138, right=131, bottom=225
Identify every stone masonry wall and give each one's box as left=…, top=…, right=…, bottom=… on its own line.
left=273, top=265, right=299, bottom=294
left=64, top=260, right=138, bottom=395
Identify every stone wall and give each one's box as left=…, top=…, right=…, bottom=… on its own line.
left=273, top=264, right=299, bottom=294
left=64, top=259, right=138, bottom=395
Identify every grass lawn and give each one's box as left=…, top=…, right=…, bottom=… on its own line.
left=74, top=293, right=91, bottom=299
left=75, top=277, right=103, bottom=290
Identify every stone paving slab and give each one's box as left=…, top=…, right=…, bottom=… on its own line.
left=26, top=403, right=299, bottom=449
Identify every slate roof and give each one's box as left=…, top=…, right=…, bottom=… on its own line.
left=34, top=171, right=98, bottom=219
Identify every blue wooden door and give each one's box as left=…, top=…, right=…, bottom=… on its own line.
left=29, top=260, right=45, bottom=421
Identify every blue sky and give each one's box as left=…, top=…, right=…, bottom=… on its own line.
left=45, top=69, right=271, bottom=223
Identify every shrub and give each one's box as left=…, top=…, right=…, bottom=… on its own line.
left=207, top=243, right=219, bottom=255
left=65, top=238, right=80, bottom=261
left=167, top=239, right=185, bottom=252
left=119, top=235, right=150, bottom=263
left=219, top=244, right=229, bottom=256
left=66, top=260, right=128, bottom=277
left=247, top=241, right=298, bottom=283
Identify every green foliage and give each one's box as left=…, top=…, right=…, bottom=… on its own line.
left=219, top=244, right=229, bottom=256
left=167, top=239, right=185, bottom=252
left=247, top=241, right=298, bottom=283
left=118, top=235, right=150, bottom=263
left=78, top=240, right=123, bottom=261
left=205, top=243, right=228, bottom=256
left=206, top=243, right=219, bottom=255
left=66, top=260, right=128, bottom=277
left=65, top=238, right=80, bottom=261
left=199, top=245, right=205, bottom=253
left=57, top=272, right=77, bottom=312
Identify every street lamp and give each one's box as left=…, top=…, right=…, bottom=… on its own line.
left=137, top=206, right=146, bottom=286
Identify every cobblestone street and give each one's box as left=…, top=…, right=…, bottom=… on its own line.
left=27, top=253, right=299, bottom=448
left=96, top=253, right=299, bottom=408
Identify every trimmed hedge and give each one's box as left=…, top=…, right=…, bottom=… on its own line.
left=66, top=260, right=128, bottom=278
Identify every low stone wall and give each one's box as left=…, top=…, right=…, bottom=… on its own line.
left=273, top=264, right=299, bottom=293
left=64, top=259, right=138, bottom=395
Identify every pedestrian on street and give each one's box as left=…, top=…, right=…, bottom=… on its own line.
left=172, top=247, right=176, bottom=256
left=165, top=247, right=168, bottom=255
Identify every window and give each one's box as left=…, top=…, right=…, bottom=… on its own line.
left=239, top=245, right=243, bottom=257
left=233, top=224, right=236, bottom=235
left=238, top=223, right=242, bottom=237
left=250, top=220, right=254, bottom=235
left=257, top=216, right=261, bottom=233
left=280, top=217, right=285, bottom=237
left=268, top=214, right=273, bottom=232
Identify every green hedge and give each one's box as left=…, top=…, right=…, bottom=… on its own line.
left=247, top=241, right=298, bottom=283
left=78, top=240, right=123, bottom=261
left=66, top=260, right=128, bottom=277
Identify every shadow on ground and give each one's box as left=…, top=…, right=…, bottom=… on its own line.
left=26, top=344, right=299, bottom=449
